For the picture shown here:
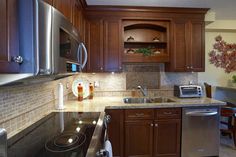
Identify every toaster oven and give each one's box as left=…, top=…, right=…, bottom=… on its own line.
left=174, top=85, right=203, bottom=98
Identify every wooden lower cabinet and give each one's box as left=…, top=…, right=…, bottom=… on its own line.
left=125, top=120, right=153, bottom=157
left=105, top=108, right=181, bottom=157
left=105, top=109, right=124, bottom=157
left=153, top=120, right=181, bottom=157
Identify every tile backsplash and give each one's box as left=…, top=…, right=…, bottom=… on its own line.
left=0, top=64, right=198, bottom=137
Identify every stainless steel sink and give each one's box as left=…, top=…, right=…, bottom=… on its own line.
left=123, top=97, right=175, bottom=104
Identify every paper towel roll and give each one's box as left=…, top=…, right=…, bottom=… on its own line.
left=57, top=83, right=65, bottom=110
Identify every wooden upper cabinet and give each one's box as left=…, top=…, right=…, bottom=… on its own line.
left=189, top=20, right=205, bottom=72
left=53, top=0, right=73, bottom=23
left=85, top=17, right=122, bottom=72
left=0, top=0, right=19, bottom=73
left=166, top=19, right=205, bottom=72
left=85, top=18, right=104, bottom=72
left=104, top=19, right=122, bottom=72
left=72, top=0, right=85, bottom=39
left=42, top=0, right=53, bottom=5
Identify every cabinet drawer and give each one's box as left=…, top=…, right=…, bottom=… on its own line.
left=125, top=109, right=154, bottom=120
left=155, top=108, right=181, bottom=119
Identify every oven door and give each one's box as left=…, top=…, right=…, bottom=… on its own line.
left=51, top=7, right=87, bottom=74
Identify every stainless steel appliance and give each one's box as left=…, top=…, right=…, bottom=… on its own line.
left=0, top=0, right=87, bottom=85
left=174, top=85, right=203, bottom=98
left=7, top=112, right=106, bottom=157
left=182, top=107, right=220, bottom=157
left=0, top=128, right=7, bottom=157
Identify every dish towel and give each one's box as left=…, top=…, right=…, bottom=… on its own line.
left=105, top=140, right=113, bottom=157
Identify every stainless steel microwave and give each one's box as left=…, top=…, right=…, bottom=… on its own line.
left=0, top=0, right=87, bottom=85
left=31, top=0, right=87, bottom=75
left=174, top=85, right=203, bottom=98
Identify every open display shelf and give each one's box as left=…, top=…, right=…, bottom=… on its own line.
left=122, top=20, right=170, bottom=63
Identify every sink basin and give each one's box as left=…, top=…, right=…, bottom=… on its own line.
left=123, top=97, right=175, bottom=104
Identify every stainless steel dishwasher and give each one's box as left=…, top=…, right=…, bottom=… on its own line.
left=182, top=107, right=220, bottom=157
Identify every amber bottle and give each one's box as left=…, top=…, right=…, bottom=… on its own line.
left=89, top=83, right=94, bottom=99
left=77, top=83, right=83, bottom=101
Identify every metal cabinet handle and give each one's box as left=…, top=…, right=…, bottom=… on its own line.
left=187, top=66, right=190, bottom=69
left=100, top=67, right=103, bottom=70
left=135, top=113, right=144, bottom=117
left=163, top=112, right=172, bottom=115
left=12, top=56, right=23, bottom=63
left=150, top=123, right=154, bottom=127
left=155, top=124, right=158, bottom=127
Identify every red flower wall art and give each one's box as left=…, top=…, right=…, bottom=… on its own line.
left=209, top=35, right=236, bottom=73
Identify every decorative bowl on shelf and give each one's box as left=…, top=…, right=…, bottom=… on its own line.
left=127, top=36, right=135, bottom=41
left=126, top=49, right=135, bottom=54
left=153, top=37, right=160, bottom=42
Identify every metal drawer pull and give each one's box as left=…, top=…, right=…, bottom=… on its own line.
left=150, top=123, right=154, bottom=127
left=135, top=113, right=145, bottom=117
left=155, top=124, right=158, bottom=127
left=163, top=112, right=172, bottom=115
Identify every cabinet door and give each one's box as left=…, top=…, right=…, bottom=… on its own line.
left=53, top=0, right=72, bottom=22
left=189, top=20, right=205, bottom=72
left=85, top=19, right=104, bottom=72
left=104, top=19, right=122, bottom=72
left=125, top=120, right=153, bottom=157
left=105, top=109, right=124, bottom=157
left=168, top=20, right=188, bottom=72
left=153, top=120, right=181, bottom=157
left=72, top=0, right=82, bottom=34
left=43, top=0, right=53, bottom=5
left=0, top=0, right=19, bottom=73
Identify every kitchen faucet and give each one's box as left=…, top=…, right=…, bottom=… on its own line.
left=137, top=86, right=148, bottom=97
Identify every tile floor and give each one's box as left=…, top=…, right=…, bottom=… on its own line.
left=220, top=136, right=236, bottom=157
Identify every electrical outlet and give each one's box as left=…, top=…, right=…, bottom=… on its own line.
left=94, top=81, right=100, bottom=87
left=66, top=82, right=70, bottom=89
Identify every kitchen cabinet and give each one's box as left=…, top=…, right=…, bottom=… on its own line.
left=85, top=17, right=122, bottom=72
left=43, top=0, right=53, bottom=5
left=105, top=109, right=124, bottom=157
left=85, top=18, right=104, bottom=72
left=125, top=109, right=154, bottom=157
left=53, top=0, right=73, bottom=23
left=166, top=19, right=205, bottom=72
left=72, top=0, right=85, bottom=41
left=124, top=108, right=181, bottom=157
left=104, top=19, right=122, bottom=72
left=0, top=0, right=19, bottom=73
left=123, top=20, right=170, bottom=63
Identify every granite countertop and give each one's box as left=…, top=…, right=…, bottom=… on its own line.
left=59, top=96, right=226, bottom=112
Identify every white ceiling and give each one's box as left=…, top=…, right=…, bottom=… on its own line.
left=86, top=0, right=236, bottom=20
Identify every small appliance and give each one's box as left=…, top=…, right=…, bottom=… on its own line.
left=174, top=85, right=203, bottom=98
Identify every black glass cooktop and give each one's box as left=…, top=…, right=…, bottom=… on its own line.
left=8, top=112, right=101, bottom=157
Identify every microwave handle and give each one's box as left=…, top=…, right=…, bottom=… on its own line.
left=79, top=43, right=88, bottom=69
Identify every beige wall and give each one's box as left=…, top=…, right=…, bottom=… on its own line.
left=198, top=20, right=236, bottom=86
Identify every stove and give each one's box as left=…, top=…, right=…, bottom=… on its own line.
left=7, top=112, right=103, bottom=157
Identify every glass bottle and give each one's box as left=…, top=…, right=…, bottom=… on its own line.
left=77, top=83, right=83, bottom=101
left=89, top=83, right=94, bottom=99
